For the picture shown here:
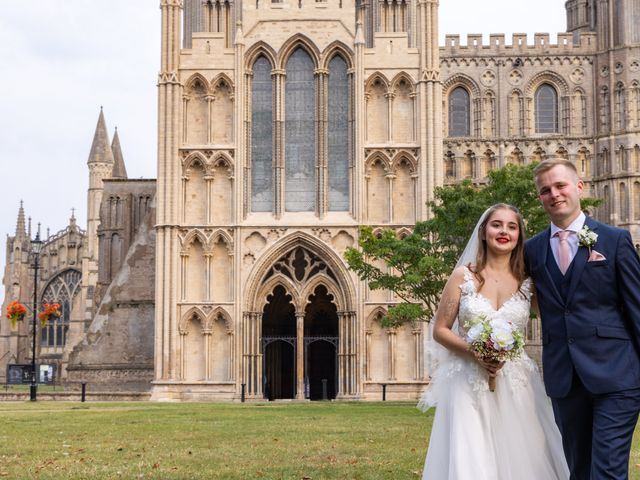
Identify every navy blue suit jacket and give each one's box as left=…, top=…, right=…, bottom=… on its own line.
left=524, top=216, right=640, bottom=398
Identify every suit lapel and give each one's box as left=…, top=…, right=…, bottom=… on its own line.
left=565, top=217, right=599, bottom=304
left=538, top=227, right=565, bottom=305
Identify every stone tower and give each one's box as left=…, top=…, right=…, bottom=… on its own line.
left=152, top=0, right=440, bottom=401
left=567, top=0, right=640, bottom=240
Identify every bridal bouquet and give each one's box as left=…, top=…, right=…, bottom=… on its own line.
left=464, top=315, right=525, bottom=392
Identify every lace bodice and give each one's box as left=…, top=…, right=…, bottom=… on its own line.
left=418, top=266, right=538, bottom=408
left=457, top=266, right=532, bottom=337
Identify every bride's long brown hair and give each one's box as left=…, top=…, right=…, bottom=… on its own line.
left=470, top=203, right=527, bottom=291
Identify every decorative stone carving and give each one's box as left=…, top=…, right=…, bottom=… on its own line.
left=508, top=69, right=523, bottom=86
left=245, top=232, right=267, bottom=253
left=570, top=67, right=585, bottom=84
left=331, top=231, right=355, bottom=253
left=481, top=70, right=496, bottom=87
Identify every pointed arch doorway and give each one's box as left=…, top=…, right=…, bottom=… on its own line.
left=244, top=239, right=357, bottom=400
left=304, top=285, right=338, bottom=400
left=260, top=283, right=339, bottom=401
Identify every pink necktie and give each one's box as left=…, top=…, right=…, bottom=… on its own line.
left=557, top=230, right=571, bottom=274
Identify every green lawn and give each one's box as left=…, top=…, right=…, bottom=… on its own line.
left=0, top=401, right=638, bottom=479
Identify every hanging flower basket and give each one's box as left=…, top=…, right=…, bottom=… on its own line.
left=38, top=303, right=61, bottom=327
left=6, top=301, right=27, bottom=328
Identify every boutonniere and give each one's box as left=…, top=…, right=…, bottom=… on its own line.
left=577, top=226, right=598, bottom=253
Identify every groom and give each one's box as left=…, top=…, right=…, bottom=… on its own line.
left=525, top=158, right=640, bottom=480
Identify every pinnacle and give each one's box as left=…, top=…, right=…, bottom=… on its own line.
left=87, top=108, right=115, bottom=166
left=15, top=201, right=26, bottom=239
left=111, top=128, right=128, bottom=179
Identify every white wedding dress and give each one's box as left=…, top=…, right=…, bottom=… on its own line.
left=420, top=267, right=569, bottom=479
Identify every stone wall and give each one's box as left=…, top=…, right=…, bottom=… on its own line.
left=67, top=191, right=156, bottom=392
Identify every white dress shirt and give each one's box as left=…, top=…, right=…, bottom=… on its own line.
left=549, top=211, right=586, bottom=270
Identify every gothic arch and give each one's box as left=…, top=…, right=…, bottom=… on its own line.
left=211, top=73, right=235, bottom=95
left=442, top=73, right=480, bottom=97
left=390, top=151, right=417, bottom=174
left=397, top=227, right=412, bottom=239
left=365, top=72, right=390, bottom=91
left=524, top=71, right=570, bottom=97
left=245, top=232, right=356, bottom=313
left=179, top=306, right=207, bottom=334
left=277, top=34, right=321, bottom=70
left=206, top=306, right=233, bottom=331
left=367, top=306, right=387, bottom=325
left=210, top=152, right=234, bottom=173
left=40, top=268, right=82, bottom=304
left=180, top=229, right=209, bottom=252
left=390, top=72, right=416, bottom=93
left=182, top=151, right=209, bottom=171
left=209, top=228, right=234, bottom=251
left=184, top=73, right=211, bottom=94
left=255, top=275, right=299, bottom=312
left=299, top=275, right=345, bottom=313
left=245, top=42, right=277, bottom=70
left=321, top=41, right=354, bottom=70
left=365, top=151, right=391, bottom=173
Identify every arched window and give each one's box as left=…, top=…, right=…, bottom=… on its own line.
left=328, top=55, right=349, bottom=211
left=615, top=82, right=626, bottom=130
left=285, top=48, right=316, bottom=212
left=251, top=56, right=273, bottom=212
left=449, top=87, right=470, bottom=137
left=444, top=151, right=455, bottom=179
left=535, top=84, right=558, bottom=133
left=600, top=86, right=610, bottom=131
left=40, top=270, right=81, bottom=348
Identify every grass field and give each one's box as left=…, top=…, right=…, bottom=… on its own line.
left=0, top=401, right=639, bottom=479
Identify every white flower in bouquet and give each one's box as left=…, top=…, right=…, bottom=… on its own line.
left=464, top=315, right=525, bottom=392
left=466, top=322, right=485, bottom=343
left=489, top=319, right=516, bottom=350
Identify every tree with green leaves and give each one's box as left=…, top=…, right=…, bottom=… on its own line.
left=344, top=163, right=600, bottom=327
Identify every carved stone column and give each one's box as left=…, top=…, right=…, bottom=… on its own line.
left=204, top=174, right=214, bottom=224
left=203, top=328, right=213, bottom=380
left=242, top=311, right=262, bottom=396
left=388, top=328, right=397, bottom=381
left=296, top=312, right=305, bottom=399
left=227, top=329, right=235, bottom=381
left=412, top=325, right=423, bottom=380
left=338, top=311, right=357, bottom=397
left=365, top=328, right=372, bottom=381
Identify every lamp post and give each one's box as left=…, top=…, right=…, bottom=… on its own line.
left=30, top=230, right=43, bottom=401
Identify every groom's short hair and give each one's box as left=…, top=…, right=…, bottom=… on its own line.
left=533, top=158, right=580, bottom=181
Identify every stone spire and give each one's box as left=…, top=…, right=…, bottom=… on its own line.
left=111, top=127, right=128, bottom=179
left=87, top=107, right=114, bottom=166
left=15, top=200, right=26, bottom=240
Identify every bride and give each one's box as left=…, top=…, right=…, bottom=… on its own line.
left=419, top=204, right=569, bottom=479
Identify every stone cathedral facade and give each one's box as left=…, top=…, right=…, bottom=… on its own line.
left=1, top=0, right=639, bottom=401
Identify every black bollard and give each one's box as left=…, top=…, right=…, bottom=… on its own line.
left=81, top=382, right=86, bottom=402
left=382, top=383, right=387, bottom=401
left=321, top=379, right=328, bottom=400
left=241, top=383, right=246, bottom=403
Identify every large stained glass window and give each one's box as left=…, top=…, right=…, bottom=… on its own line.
left=328, top=55, right=349, bottom=211
left=41, top=269, right=81, bottom=348
left=251, top=56, right=274, bottom=212
left=535, top=83, right=558, bottom=133
left=285, top=48, right=316, bottom=212
left=448, top=87, right=470, bottom=137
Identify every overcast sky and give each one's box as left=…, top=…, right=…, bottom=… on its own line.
left=0, top=0, right=565, bottom=304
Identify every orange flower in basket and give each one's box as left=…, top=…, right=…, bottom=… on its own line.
left=38, top=303, right=61, bottom=327
left=6, top=301, right=27, bottom=328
